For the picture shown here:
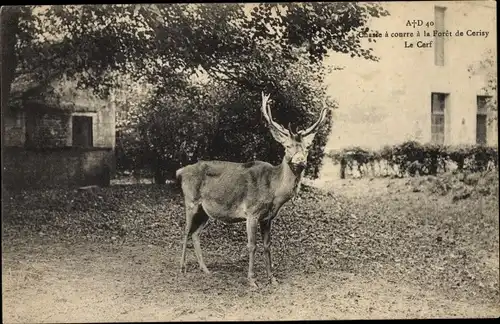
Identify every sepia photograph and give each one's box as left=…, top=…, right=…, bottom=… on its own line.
left=1, top=1, right=498, bottom=321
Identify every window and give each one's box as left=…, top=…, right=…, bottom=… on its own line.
left=431, top=93, right=447, bottom=144
left=476, top=96, right=490, bottom=145
left=72, top=115, right=93, bottom=147
left=434, top=6, right=446, bottom=66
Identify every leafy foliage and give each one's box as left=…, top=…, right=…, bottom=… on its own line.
left=328, top=141, right=498, bottom=178
left=117, top=65, right=335, bottom=180
left=6, top=4, right=388, bottom=180
left=118, top=81, right=225, bottom=182
left=10, top=4, right=389, bottom=98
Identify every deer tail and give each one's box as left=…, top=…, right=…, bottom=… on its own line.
left=175, top=167, right=184, bottom=183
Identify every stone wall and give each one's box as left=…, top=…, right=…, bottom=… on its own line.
left=25, top=111, right=72, bottom=148
left=3, top=75, right=117, bottom=189
left=3, top=147, right=115, bottom=190
left=4, top=98, right=115, bottom=149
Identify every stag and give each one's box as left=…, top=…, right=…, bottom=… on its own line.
left=176, top=92, right=329, bottom=287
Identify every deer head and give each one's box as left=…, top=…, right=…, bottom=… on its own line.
left=261, top=92, right=329, bottom=173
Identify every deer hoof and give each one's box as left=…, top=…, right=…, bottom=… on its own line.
left=269, top=276, right=279, bottom=286
left=201, top=267, right=211, bottom=275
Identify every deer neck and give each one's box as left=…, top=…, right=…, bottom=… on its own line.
left=273, top=156, right=304, bottom=200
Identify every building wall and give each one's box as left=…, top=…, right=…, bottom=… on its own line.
left=25, top=109, right=72, bottom=147
left=320, top=1, right=497, bottom=179
left=5, top=98, right=116, bottom=149
left=3, top=80, right=117, bottom=188
left=323, top=1, right=496, bottom=151
left=3, top=147, right=114, bottom=189
left=4, top=72, right=116, bottom=149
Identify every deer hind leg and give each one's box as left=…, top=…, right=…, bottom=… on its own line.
left=180, top=203, right=210, bottom=274
left=191, top=207, right=210, bottom=274
left=180, top=203, right=196, bottom=274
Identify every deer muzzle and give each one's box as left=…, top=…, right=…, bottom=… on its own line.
left=291, top=154, right=307, bottom=167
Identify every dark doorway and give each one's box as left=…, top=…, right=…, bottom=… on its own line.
left=72, top=116, right=93, bottom=147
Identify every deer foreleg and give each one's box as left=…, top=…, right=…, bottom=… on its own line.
left=260, top=219, right=278, bottom=285
left=246, top=217, right=259, bottom=288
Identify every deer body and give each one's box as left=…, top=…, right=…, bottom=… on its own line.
left=177, top=158, right=302, bottom=223
left=177, top=92, right=328, bottom=288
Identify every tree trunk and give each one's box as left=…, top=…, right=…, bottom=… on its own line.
left=457, top=157, right=465, bottom=172
left=153, top=166, right=165, bottom=184
left=340, top=157, right=346, bottom=179
left=152, top=154, right=166, bottom=185
left=163, top=160, right=178, bottom=180
left=1, top=7, right=21, bottom=149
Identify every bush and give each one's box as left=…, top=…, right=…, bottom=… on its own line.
left=328, top=146, right=377, bottom=178
left=467, top=145, right=498, bottom=172
left=418, top=143, right=448, bottom=175
left=447, top=144, right=474, bottom=171
left=391, top=141, right=448, bottom=176
left=116, top=82, right=334, bottom=182
left=446, top=144, right=498, bottom=173
left=330, top=141, right=498, bottom=179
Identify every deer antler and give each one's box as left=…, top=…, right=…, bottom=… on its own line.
left=288, top=122, right=300, bottom=137
left=261, top=92, right=289, bottom=136
left=298, top=107, right=329, bottom=136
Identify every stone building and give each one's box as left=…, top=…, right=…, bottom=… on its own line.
left=320, top=1, right=497, bottom=179
left=3, top=77, right=116, bottom=189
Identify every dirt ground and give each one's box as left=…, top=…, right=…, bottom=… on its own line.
left=2, top=177, right=499, bottom=322
left=3, top=242, right=498, bottom=322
